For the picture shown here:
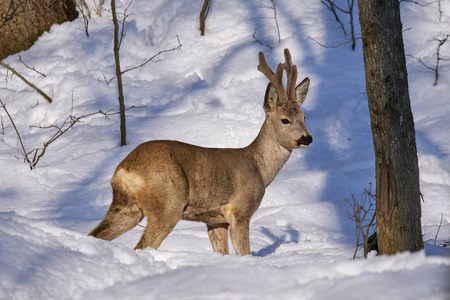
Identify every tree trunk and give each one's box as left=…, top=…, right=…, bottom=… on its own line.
left=357, top=0, right=423, bottom=254
left=111, top=0, right=126, bottom=146
left=0, top=0, right=78, bottom=60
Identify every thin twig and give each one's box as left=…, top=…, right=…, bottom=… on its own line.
left=102, top=74, right=115, bottom=86
left=321, top=0, right=347, bottom=36
left=252, top=29, right=273, bottom=49
left=1, top=96, right=145, bottom=169
left=345, top=183, right=376, bottom=259
left=321, top=0, right=357, bottom=50
left=0, top=114, right=4, bottom=135
left=118, top=0, right=135, bottom=51
left=27, top=107, right=117, bottom=169
left=0, top=61, right=52, bottom=103
left=121, top=36, right=182, bottom=74
left=93, top=0, right=105, bottom=17
left=18, top=55, right=46, bottom=77
left=0, top=98, right=30, bottom=164
left=399, top=0, right=436, bottom=7
left=308, top=36, right=361, bottom=49
left=408, top=34, right=449, bottom=86
left=75, top=0, right=90, bottom=37
left=261, top=0, right=281, bottom=43
left=270, top=0, right=281, bottom=43
left=434, top=213, right=444, bottom=245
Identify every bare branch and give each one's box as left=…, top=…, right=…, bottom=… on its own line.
left=252, top=29, right=273, bottom=49
left=399, top=0, right=436, bottom=7
left=0, top=61, right=52, bottom=103
left=101, top=74, right=115, bottom=86
left=321, top=0, right=357, bottom=50
left=122, top=36, right=182, bottom=74
left=75, top=0, right=90, bottom=37
left=344, top=183, right=376, bottom=259
left=93, top=0, right=105, bottom=17
left=1, top=95, right=139, bottom=169
left=434, top=213, right=444, bottom=245
left=321, top=0, right=347, bottom=36
left=0, top=98, right=30, bottom=164
left=261, top=0, right=281, bottom=43
left=308, top=36, right=361, bottom=49
left=0, top=113, right=4, bottom=135
left=118, top=0, right=135, bottom=50
left=27, top=104, right=138, bottom=169
left=408, top=34, right=449, bottom=86
left=18, top=55, right=46, bottom=77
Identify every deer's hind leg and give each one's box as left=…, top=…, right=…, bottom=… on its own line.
left=134, top=208, right=183, bottom=250
left=134, top=184, right=188, bottom=250
left=207, top=224, right=229, bottom=255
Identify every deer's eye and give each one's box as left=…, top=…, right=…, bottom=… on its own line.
left=281, top=119, right=291, bottom=124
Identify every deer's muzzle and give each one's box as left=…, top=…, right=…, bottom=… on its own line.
left=297, top=135, right=313, bottom=147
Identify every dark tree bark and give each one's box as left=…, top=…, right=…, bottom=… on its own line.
left=357, top=0, right=423, bottom=254
left=0, top=0, right=78, bottom=60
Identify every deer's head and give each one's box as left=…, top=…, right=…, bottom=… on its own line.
left=258, top=49, right=312, bottom=151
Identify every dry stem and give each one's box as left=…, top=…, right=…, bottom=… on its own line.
left=0, top=61, right=52, bottom=103
left=345, top=183, right=377, bottom=259
left=199, top=0, right=212, bottom=36
left=408, top=34, right=449, bottom=86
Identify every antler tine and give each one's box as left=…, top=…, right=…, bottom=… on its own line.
left=284, top=49, right=298, bottom=101
left=258, top=51, right=287, bottom=101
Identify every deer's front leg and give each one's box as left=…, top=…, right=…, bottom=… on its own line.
left=229, top=217, right=251, bottom=255
left=207, top=224, right=229, bottom=255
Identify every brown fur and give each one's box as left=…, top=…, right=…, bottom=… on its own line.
left=88, top=49, right=312, bottom=255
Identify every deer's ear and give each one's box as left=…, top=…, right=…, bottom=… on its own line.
left=295, top=77, right=310, bottom=106
left=264, top=83, right=279, bottom=112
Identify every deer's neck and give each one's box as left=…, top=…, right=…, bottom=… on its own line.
left=244, top=120, right=292, bottom=187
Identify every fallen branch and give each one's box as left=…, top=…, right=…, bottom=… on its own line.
left=0, top=61, right=52, bottom=103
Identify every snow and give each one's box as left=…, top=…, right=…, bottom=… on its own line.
left=1, top=0, right=449, bottom=299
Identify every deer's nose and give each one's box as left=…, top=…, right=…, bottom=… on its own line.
left=298, top=135, right=313, bottom=146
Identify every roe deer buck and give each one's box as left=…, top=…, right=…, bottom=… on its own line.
left=89, top=48, right=312, bottom=255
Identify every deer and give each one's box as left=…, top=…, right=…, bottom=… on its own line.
left=88, top=48, right=312, bottom=255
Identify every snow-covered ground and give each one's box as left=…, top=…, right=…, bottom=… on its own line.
left=1, top=0, right=449, bottom=299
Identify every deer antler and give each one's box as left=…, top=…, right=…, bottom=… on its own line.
left=257, top=48, right=298, bottom=103
left=283, top=49, right=298, bottom=101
